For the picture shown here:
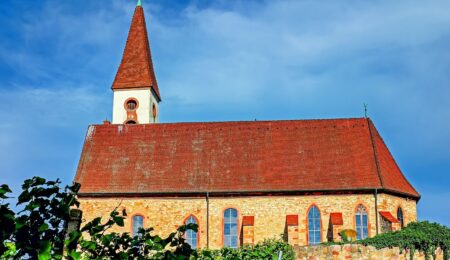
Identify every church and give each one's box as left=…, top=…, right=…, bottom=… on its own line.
left=73, top=2, right=420, bottom=249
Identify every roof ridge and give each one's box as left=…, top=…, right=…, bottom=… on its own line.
left=89, top=117, right=368, bottom=127
left=367, top=119, right=420, bottom=198
left=366, top=118, right=385, bottom=188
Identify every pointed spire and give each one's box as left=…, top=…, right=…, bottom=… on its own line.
left=112, top=3, right=161, bottom=101
left=137, top=0, right=142, bottom=7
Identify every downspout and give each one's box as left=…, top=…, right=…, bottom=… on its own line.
left=206, top=192, right=210, bottom=249
left=375, top=188, right=379, bottom=235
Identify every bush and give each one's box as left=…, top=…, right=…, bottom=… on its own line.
left=359, top=221, right=450, bottom=260
left=325, top=221, right=450, bottom=260
left=0, top=177, right=197, bottom=259
left=195, top=239, right=296, bottom=260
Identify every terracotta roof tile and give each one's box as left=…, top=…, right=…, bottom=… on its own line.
left=368, top=119, right=419, bottom=197
left=74, top=118, right=419, bottom=198
left=112, top=6, right=161, bottom=100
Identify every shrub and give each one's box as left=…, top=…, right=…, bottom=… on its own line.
left=195, top=239, right=296, bottom=260
left=358, top=221, right=450, bottom=260
left=0, top=177, right=197, bottom=259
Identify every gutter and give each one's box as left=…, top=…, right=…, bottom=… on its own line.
left=77, top=187, right=419, bottom=200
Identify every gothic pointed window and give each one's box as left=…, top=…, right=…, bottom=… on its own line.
left=397, top=207, right=404, bottom=228
left=223, top=208, right=238, bottom=248
left=132, top=215, right=144, bottom=236
left=185, top=215, right=198, bottom=249
left=307, top=205, right=321, bottom=245
left=355, top=204, right=368, bottom=240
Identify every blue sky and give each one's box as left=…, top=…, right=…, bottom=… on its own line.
left=0, top=0, right=449, bottom=226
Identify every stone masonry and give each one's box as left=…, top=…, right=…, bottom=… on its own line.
left=77, top=193, right=416, bottom=249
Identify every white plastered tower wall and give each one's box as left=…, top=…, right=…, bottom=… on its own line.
left=112, top=88, right=159, bottom=124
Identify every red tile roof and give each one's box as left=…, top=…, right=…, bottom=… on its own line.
left=111, top=6, right=161, bottom=100
left=330, top=213, right=343, bottom=225
left=286, top=215, right=299, bottom=226
left=242, top=216, right=255, bottom=226
left=74, top=118, right=419, bottom=198
left=379, top=211, right=400, bottom=223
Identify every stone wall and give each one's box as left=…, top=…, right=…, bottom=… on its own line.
left=78, top=193, right=416, bottom=249
left=294, top=244, right=445, bottom=260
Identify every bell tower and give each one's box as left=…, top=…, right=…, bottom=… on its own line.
left=111, top=0, right=161, bottom=124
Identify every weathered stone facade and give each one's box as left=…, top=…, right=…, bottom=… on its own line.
left=295, top=244, right=445, bottom=260
left=78, top=193, right=416, bottom=249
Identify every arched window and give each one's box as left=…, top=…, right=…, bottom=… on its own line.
left=132, top=215, right=144, bottom=236
left=307, top=205, right=321, bottom=245
left=152, top=104, right=157, bottom=121
left=185, top=215, right=198, bottom=249
left=125, top=120, right=136, bottom=124
left=355, top=204, right=368, bottom=240
left=223, top=208, right=238, bottom=248
left=125, top=99, right=138, bottom=111
left=397, top=207, right=404, bottom=228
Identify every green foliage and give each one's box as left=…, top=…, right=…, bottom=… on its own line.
left=358, top=221, right=450, bottom=260
left=195, top=239, right=296, bottom=260
left=1, top=177, right=295, bottom=259
left=0, top=184, right=15, bottom=256
left=325, top=222, right=450, bottom=259
left=1, top=177, right=80, bottom=259
left=0, top=177, right=197, bottom=259
left=68, top=209, right=197, bottom=259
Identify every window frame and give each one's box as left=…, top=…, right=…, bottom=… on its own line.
left=397, top=206, right=405, bottom=228
left=222, top=207, right=239, bottom=248
left=355, top=204, right=369, bottom=240
left=131, top=214, right=144, bottom=237
left=306, top=204, right=322, bottom=245
left=124, top=98, right=139, bottom=111
left=184, top=215, right=199, bottom=249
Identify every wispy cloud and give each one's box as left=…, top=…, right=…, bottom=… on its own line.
left=0, top=0, right=449, bottom=225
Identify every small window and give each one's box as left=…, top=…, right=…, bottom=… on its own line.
left=355, top=204, right=368, bottom=240
left=125, top=120, right=136, bottom=125
left=132, top=215, right=144, bottom=236
left=397, top=207, right=404, bottom=228
left=152, top=104, right=157, bottom=120
left=125, top=99, right=138, bottom=111
left=223, top=208, right=238, bottom=248
left=185, top=215, right=198, bottom=249
left=307, top=205, right=321, bottom=245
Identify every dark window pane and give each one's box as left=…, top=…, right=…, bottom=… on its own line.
left=224, top=224, right=230, bottom=235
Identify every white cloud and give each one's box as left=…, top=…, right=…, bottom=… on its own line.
left=0, top=0, right=449, bottom=224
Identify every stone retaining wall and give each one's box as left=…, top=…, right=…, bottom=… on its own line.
left=294, top=244, right=446, bottom=260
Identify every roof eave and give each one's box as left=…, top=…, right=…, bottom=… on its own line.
left=77, top=187, right=420, bottom=200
